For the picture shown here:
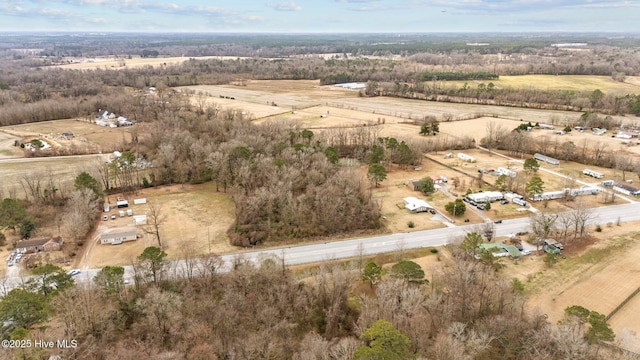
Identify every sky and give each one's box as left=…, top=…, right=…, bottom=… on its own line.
left=0, top=0, right=638, bottom=33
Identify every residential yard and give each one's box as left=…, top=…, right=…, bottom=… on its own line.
left=1, top=118, right=135, bottom=153
left=515, top=223, right=640, bottom=353
left=84, top=183, right=235, bottom=268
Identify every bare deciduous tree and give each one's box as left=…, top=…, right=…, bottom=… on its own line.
left=144, top=203, right=166, bottom=248
left=571, top=201, right=595, bottom=241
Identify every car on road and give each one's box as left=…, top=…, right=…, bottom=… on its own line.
left=111, top=214, right=116, bottom=220
left=494, top=220, right=503, bottom=224
left=67, top=269, right=81, bottom=276
left=500, top=200, right=509, bottom=205
left=469, top=200, right=478, bottom=206
left=7, top=261, right=13, bottom=267
left=477, top=204, right=486, bottom=210
left=103, top=215, right=108, bottom=221
left=428, top=208, right=436, bottom=214
left=463, top=197, right=469, bottom=203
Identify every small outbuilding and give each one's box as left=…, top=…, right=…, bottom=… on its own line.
left=133, top=215, right=148, bottom=225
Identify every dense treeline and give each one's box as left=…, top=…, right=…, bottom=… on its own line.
left=2, top=246, right=620, bottom=359
left=4, top=33, right=640, bottom=59
left=140, top=103, right=387, bottom=246
left=2, top=52, right=639, bottom=128
left=419, top=71, right=499, bottom=81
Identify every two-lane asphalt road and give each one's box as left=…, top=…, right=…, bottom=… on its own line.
left=3, top=202, right=640, bottom=293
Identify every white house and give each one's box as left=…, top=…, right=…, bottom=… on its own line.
left=100, top=227, right=137, bottom=245
left=457, top=153, right=476, bottom=162
left=403, top=197, right=432, bottom=213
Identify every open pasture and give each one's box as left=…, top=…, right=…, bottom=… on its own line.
left=86, top=183, right=236, bottom=268
left=446, top=74, right=640, bottom=94
left=0, top=154, right=108, bottom=199
left=52, top=55, right=237, bottom=70
left=524, top=228, right=640, bottom=353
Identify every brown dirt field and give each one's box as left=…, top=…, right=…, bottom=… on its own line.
left=522, top=224, right=640, bottom=352
left=85, top=183, right=235, bottom=268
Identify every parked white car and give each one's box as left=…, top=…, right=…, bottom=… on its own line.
left=67, top=269, right=81, bottom=276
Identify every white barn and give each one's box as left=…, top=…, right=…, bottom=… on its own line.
left=403, top=197, right=432, bottom=213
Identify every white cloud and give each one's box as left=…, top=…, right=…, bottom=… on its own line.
left=266, top=1, right=302, bottom=11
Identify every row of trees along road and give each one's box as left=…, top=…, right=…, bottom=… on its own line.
left=0, top=241, right=618, bottom=359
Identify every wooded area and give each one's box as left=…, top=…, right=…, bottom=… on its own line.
left=0, top=244, right=619, bottom=359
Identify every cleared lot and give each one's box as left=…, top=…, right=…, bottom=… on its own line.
left=523, top=226, right=640, bottom=353
left=86, top=183, right=235, bottom=268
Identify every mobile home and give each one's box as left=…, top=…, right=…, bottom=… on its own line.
left=468, top=191, right=504, bottom=203
left=534, top=153, right=560, bottom=165
left=583, top=169, right=603, bottom=179
left=497, top=167, right=517, bottom=178
left=530, top=191, right=565, bottom=201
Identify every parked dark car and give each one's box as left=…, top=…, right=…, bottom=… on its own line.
left=500, top=200, right=509, bottom=205
left=469, top=200, right=478, bottom=206
left=428, top=208, right=436, bottom=214
left=494, top=220, right=503, bottom=224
